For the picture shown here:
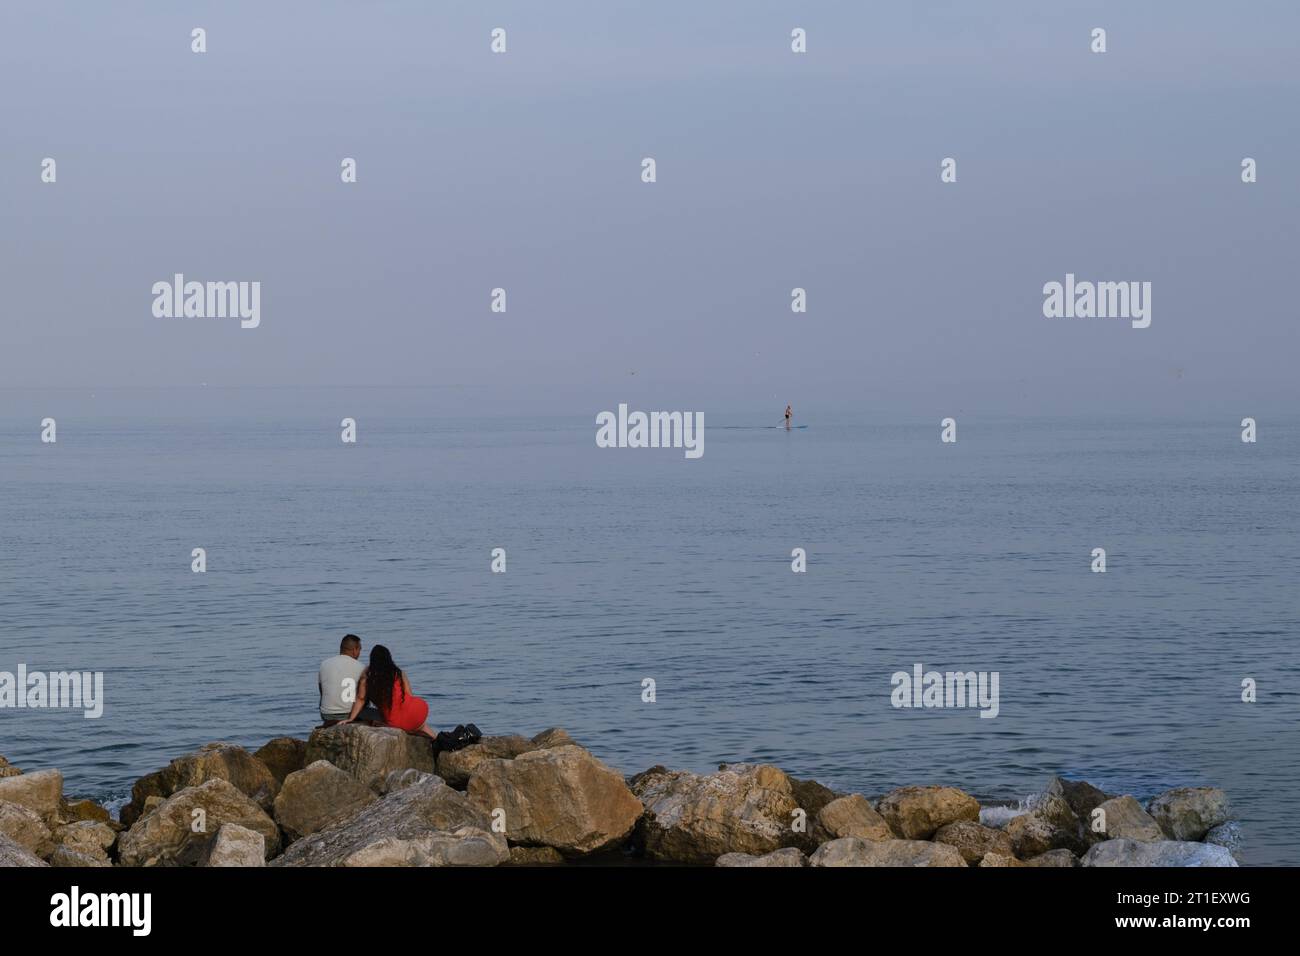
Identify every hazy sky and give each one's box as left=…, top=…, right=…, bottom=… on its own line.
left=3, top=1, right=1297, bottom=416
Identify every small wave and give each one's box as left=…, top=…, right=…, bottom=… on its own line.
left=979, top=800, right=1033, bottom=829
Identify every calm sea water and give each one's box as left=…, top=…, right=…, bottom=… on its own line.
left=2, top=401, right=1297, bottom=864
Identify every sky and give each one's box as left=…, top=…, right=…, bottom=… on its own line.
left=2, top=0, right=1297, bottom=417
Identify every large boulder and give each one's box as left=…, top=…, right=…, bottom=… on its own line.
left=1146, top=788, right=1231, bottom=841
left=436, top=729, right=577, bottom=788
left=383, top=769, right=434, bottom=794
left=1084, top=839, right=1238, bottom=867
left=1006, top=794, right=1087, bottom=857
left=810, top=837, right=966, bottom=867
left=336, top=830, right=510, bottom=866
left=201, top=823, right=266, bottom=867
left=121, top=743, right=278, bottom=827
left=305, top=725, right=435, bottom=793
left=876, top=786, right=980, bottom=840
left=788, top=777, right=841, bottom=819
left=273, top=774, right=506, bottom=867
left=0, top=801, right=54, bottom=858
left=1025, top=849, right=1081, bottom=867
left=505, top=845, right=567, bottom=866
left=118, top=779, right=280, bottom=866
left=61, top=799, right=112, bottom=825
left=716, top=847, right=807, bottom=867
left=1204, top=821, right=1243, bottom=859
left=529, top=728, right=578, bottom=748
left=1094, top=795, right=1165, bottom=842
left=0, top=832, right=47, bottom=867
left=50, top=846, right=112, bottom=867
left=254, top=738, right=308, bottom=786
left=436, top=735, right=532, bottom=787
left=1044, top=776, right=1113, bottom=822
left=274, top=760, right=376, bottom=842
left=0, top=769, right=63, bottom=823
left=979, top=853, right=1026, bottom=867
left=120, top=771, right=167, bottom=828
left=933, top=820, right=1014, bottom=865
left=467, top=745, right=641, bottom=856
left=632, top=763, right=801, bottom=863
left=812, top=794, right=892, bottom=843
left=53, top=821, right=116, bottom=864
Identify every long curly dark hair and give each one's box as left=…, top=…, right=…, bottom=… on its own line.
left=366, top=644, right=404, bottom=713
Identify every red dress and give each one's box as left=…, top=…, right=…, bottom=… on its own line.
left=379, top=675, right=428, bottom=732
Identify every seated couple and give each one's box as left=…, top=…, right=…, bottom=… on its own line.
left=318, top=634, right=437, bottom=740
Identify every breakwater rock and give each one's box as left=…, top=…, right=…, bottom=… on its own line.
left=0, top=729, right=1242, bottom=867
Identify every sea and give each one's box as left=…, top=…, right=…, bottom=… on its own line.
left=2, top=389, right=1296, bottom=864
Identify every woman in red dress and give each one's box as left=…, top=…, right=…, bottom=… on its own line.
left=340, top=644, right=437, bottom=740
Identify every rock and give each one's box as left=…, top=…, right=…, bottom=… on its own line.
left=468, top=745, right=641, bottom=856
left=978, top=805, right=1023, bottom=830
left=50, top=845, right=112, bottom=867
left=1033, top=792, right=1086, bottom=832
left=439, top=738, right=530, bottom=790
left=1146, top=788, right=1231, bottom=841
left=120, top=771, right=167, bottom=828
left=254, top=738, right=308, bottom=786
left=505, top=845, right=567, bottom=866
left=789, top=777, right=841, bottom=820
left=876, top=786, right=980, bottom=840
left=274, top=760, right=376, bottom=843
left=61, top=799, right=112, bottom=824
left=632, top=763, right=800, bottom=863
left=0, top=801, right=55, bottom=858
left=53, top=821, right=116, bottom=863
left=933, top=820, right=1014, bottom=865
left=812, top=795, right=892, bottom=843
left=1006, top=814, right=1063, bottom=858
left=305, top=724, right=435, bottom=793
left=528, top=728, right=578, bottom=750
left=118, top=779, right=280, bottom=867
left=383, top=769, right=434, bottom=794
left=437, top=736, right=531, bottom=788
left=1024, top=849, right=1081, bottom=867
left=121, top=743, right=279, bottom=826
left=1084, top=839, right=1238, bottom=867
left=1044, top=776, right=1113, bottom=821
left=0, top=831, right=48, bottom=866
left=273, top=774, right=507, bottom=867
left=627, top=765, right=672, bottom=789
left=436, top=729, right=577, bottom=789
left=329, top=828, right=509, bottom=866
left=0, top=769, right=63, bottom=823
left=1204, top=821, right=1243, bottom=859
left=1007, top=794, right=1087, bottom=857
left=0, top=755, right=20, bottom=778
left=201, top=823, right=266, bottom=867
left=1094, top=795, right=1165, bottom=842
left=810, top=837, right=966, bottom=867
left=978, top=852, right=1026, bottom=867
left=716, top=847, right=807, bottom=867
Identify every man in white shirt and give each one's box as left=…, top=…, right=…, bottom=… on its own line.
left=319, top=634, right=367, bottom=726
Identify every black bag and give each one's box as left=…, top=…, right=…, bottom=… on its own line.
left=434, top=723, right=482, bottom=753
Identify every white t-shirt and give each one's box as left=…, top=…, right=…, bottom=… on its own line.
left=319, top=654, right=365, bottom=717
